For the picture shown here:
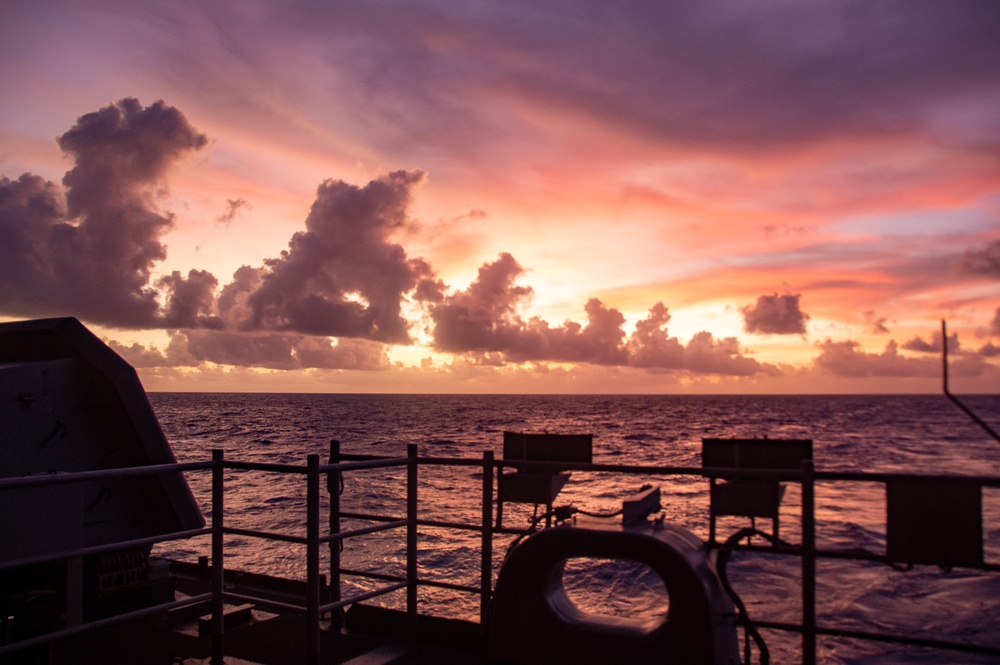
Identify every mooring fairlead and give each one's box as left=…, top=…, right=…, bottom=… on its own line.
left=488, top=517, right=739, bottom=665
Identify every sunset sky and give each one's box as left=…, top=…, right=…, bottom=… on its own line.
left=2, top=1, right=999, bottom=393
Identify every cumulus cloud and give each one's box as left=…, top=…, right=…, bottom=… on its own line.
left=12, top=96, right=961, bottom=383
left=627, top=302, right=685, bottom=369
left=107, top=339, right=187, bottom=368
left=742, top=292, right=810, bottom=335
left=179, top=330, right=389, bottom=370
left=901, top=330, right=960, bottom=354
left=0, top=98, right=208, bottom=327
left=530, top=298, right=629, bottom=365
left=896, top=328, right=1000, bottom=360
left=111, top=330, right=390, bottom=371
left=0, top=101, right=440, bottom=346
left=813, top=339, right=935, bottom=378
left=429, top=252, right=535, bottom=354
left=684, top=332, right=761, bottom=376
left=626, top=303, right=760, bottom=375
left=811, top=334, right=997, bottom=383
left=429, top=262, right=762, bottom=374
left=0, top=98, right=451, bottom=350
left=158, top=269, right=224, bottom=329
left=240, top=170, right=436, bottom=342
left=428, top=255, right=630, bottom=364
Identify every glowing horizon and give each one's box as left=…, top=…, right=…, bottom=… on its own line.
left=2, top=2, right=999, bottom=394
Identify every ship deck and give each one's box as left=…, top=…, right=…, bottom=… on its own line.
left=47, top=598, right=494, bottom=665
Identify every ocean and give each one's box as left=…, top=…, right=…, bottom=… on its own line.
left=148, top=393, right=1000, bottom=664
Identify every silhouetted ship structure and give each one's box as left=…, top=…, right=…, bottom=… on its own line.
left=1, top=318, right=997, bottom=664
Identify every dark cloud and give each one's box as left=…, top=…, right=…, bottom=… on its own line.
left=863, top=310, right=890, bottom=334
left=513, top=298, right=629, bottom=366
left=814, top=339, right=933, bottom=377
left=627, top=303, right=685, bottom=369
left=742, top=292, right=809, bottom=335
left=217, top=198, right=252, bottom=224
left=411, top=257, right=447, bottom=304
left=158, top=269, right=224, bottom=329
left=57, top=98, right=208, bottom=202
left=290, top=334, right=390, bottom=370
left=901, top=331, right=960, bottom=354
left=619, top=306, right=765, bottom=375
left=684, top=332, right=761, bottom=377
left=0, top=100, right=439, bottom=350
left=179, top=330, right=389, bottom=370
left=0, top=174, right=66, bottom=302
left=257, top=1, right=1000, bottom=160
left=429, top=252, right=535, bottom=354
left=428, top=255, right=627, bottom=365
left=217, top=265, right=266, bottom=324
left=0, top=100, right=450, bottom=368
left=625, top=303, right=761, bottom=376
left=979, top=342, right=1000, bottom=358
left=111, top=330, right=390, bottom=371
left=0, top=98, right=208, bottom=327
left=993, top=306, right=1000, bottom=335
left=106, top=339, right=187, bottom=369
left=814, top=337, right=993, bottom=379
left=241, top=170, right=432, bottom=342
left=431, top=265, right=761, bottom=375
left=959, top=240, right=1000, bottom=277
left=449, top=209, right=487, bottom=224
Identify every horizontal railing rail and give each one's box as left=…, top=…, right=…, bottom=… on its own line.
left=0, top=460, right=217, bottom=659
left=0, top=460, right=213, bottom=489
left=0, top=593, right=213, bottom=657
left=1, top=445, right=997, bottom=664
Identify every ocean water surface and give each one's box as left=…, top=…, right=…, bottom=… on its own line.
left=149, top=393, right=1000, bottom=664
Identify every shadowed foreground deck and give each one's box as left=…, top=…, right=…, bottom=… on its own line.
left=46, top=602, right=493, bottom=665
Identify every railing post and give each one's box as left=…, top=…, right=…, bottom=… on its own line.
left=481, top=450, right=494, bottom=625
left=328, top=439, right=342, bottom=628
left=801, top=459, right=816, bottom=665
left=211, top=449, right=225, bottom=665
left=406, top=443, right=418, bottom=627
left=307, top=454, right=321, bottom=665
left=66, top=557, right=83, bottom=627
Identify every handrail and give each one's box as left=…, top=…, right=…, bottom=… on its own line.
left=0, top=460, right=211, bottom=489
left=1, top=445, right=997, bottom=664
left=0, top=527, right=211, bottom=572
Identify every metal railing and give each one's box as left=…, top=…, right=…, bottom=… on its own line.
left=0, top=460, right=215, bottom=658
left=2, top=446, right=998, bottom=664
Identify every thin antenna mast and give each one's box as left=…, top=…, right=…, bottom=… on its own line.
left=941, top=319, right=1000, bottom=443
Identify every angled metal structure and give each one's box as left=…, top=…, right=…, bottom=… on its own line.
left=0, top=317, right=203, bottom=562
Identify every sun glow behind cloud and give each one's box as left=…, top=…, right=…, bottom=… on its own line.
left=1, top=2, right=999, bottom=393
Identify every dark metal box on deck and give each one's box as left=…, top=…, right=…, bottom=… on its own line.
left=498, top=432, right=592, bottom=506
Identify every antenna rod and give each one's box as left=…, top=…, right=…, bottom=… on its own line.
left=941, top=320, right=1000, bottom=443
